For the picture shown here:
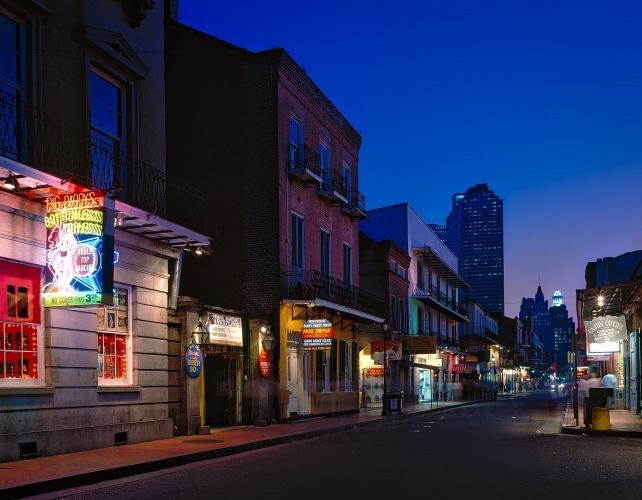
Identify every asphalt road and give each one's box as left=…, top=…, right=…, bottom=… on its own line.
left=33, top=391, right=642, bottom=500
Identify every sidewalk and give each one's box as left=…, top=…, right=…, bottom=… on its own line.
left=0, top=399, right=472, bottom=499
left=561, top=402, right=642, bottom=438
left=1, top=395, right=640, bottom=498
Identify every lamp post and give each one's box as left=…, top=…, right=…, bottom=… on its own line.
left=381, top=320, right=390, bottom=416
left=491, top=354, right=498, bottom=400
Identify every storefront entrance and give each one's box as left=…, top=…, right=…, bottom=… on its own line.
left=204, top=351, right=243, bottom=427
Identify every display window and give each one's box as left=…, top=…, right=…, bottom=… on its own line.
left=97, top=287, right=131, bottom=385
left=0, top=260, right=42, bottom=385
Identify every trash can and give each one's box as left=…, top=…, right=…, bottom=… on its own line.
left=388, top=391, right=403, bottom=414
left=584, top=387, right=613, bottom=427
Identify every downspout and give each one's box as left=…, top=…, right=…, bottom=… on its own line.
left=168, top=250, right=183, bottom=314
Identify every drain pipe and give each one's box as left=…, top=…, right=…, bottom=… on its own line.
left=168, top=250, right=183, bottom=314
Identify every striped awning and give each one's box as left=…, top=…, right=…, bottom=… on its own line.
left=452, top=364, right=468, bottom=373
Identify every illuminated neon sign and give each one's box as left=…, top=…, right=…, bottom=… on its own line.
left=42, top=191, right=114, bottom=307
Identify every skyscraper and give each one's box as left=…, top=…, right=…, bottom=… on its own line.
left=446, top=183, right=504, bottom=314
left=549, top=290, right=575, bottom=378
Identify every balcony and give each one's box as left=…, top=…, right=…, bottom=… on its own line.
left=0, top=90, right=207, bottom=236
left=288, top=144, right=322, bottom=185
left=319, top=169, right=348, bottom=205
left=342, top=188, right=367, bottom=220
left=281, top=270, right=385, bottom=319
left=411, top=283, right=468, bottom=320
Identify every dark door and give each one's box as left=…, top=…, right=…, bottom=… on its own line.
left=204, top=355, right=239, bottom=426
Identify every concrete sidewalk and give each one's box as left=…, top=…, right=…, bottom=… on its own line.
left=561, top=402, right=642, bottom=438
left=1, top=394, right=640, bottom=499
left=0, top=399, right=473, bottom=498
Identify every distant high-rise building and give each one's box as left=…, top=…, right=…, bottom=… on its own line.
left=549, top=290, right=574, bottom=377
left=446, top=183, right=504, bottom=314
left=519, top=286, right=550, bottom=349
left=428, top=224, right=447, bottom=245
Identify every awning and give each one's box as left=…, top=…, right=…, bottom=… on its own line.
left=451, top=364, right=468, bottom=373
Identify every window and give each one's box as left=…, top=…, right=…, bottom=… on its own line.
left=417, top=261, right=424, bottom=290
left=398, top=266, right=407, bottom=280
left=417, top=307, right=424, bottom=335
left=320, top=230, right=331, bottom=276
left=343, top=243, right=352, bottom=284
left=289, top=116, right=304, bottom=167
left=0, top=8, right=28, bottom=160
left=340, top=340, right=357, bottom=391
left=320, top=142, right=331, bottom=187
left=0, top=261, right=41, bottom=383
left=316, top=349, right=329, bottom=392
left=391, top=295, right=398, bottom=332
left=342, top=162, right=352, bottom=193
left=97, top=287, right=131, bottom=385
left=399, top=299, right=408, bottom=334
left=291, top=213, right=305, bottom=271
left=90, top=68, right=127, bottom=192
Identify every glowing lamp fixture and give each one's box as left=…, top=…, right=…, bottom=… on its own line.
left=261, top=325, right=276, bottom=351
left=191, top=320, right=210, bottom=346
left=4, top=172, right=20, bottom=190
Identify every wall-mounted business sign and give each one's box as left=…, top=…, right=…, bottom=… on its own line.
left=585, top=315, right=627, bottom=353
left=404, top=336, right=437, bottom=354
left=207, top=313, right=243, bottom=346
left=42, top=191, right=115, bottom=307
left=185, top=343, right=203, bottom=378
left=371, top=340, right=402, bottom=363
left=302, top=318, right=333, bottom=350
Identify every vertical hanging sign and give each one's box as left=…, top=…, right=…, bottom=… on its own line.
left=42, top=190, right=115, bottom=307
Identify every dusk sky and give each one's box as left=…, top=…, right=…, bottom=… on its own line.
left=179, top=1, right=642, bottom=321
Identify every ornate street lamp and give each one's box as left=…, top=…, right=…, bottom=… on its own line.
left=191, top=319, right=210, bottom=347
left=261, top=325, right=276, bottom=352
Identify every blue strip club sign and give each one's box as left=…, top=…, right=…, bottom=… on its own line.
left=302, top=318, right=333, bottom=350
left=42, top=191, right=115, bottom=307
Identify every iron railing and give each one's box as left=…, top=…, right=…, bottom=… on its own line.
left=319, top=168, right=348, bottom=199
left=411, top=283, right=468, bottom=318
left=281, top=270, right=386, bottom=319
left=0, top=90, right=208, bottom=234
left=343, top=188, right=366, bottom=216
left=288, top=144, right=321, bottom=177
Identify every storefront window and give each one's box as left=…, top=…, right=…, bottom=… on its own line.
left=0, top=260, right=41, bottom=385
left=0, top=323, right=38, bottom=379
left=97, top=287, right=131, bottom=384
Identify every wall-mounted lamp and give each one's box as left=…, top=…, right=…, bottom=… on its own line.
left=261, top=325, right=276, bottom=351
left=115, top=212, right=124, bottom=227
left=4, top=172, right=20, bottom=191
left=195, top=246, right=203, bottom=255
left=192, top=319, right=210, bottom=346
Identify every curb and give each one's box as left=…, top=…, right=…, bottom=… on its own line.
left=2, top=402, right=478, bottom=499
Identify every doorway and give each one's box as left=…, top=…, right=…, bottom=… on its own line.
left=204, top=354, right=242, bottom=426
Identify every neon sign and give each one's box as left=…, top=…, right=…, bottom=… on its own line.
left=42, top=191, right=115, bottom=307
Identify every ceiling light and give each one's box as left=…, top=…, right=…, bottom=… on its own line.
left=4, top=172, right=20, bottom=190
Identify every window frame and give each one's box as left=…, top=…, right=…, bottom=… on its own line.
left=343, top=242, right=352, bottom=285
left=291, top=212, right=305, bottom=271
left=97, top=285, right=133, bottom=386
left=0, top=260, right=43, bottom=387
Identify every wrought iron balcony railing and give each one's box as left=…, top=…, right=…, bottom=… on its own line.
left=0, top=90, right=208, bottom=235
left=319, top=169, right=348, bottom=204
left=281, top=270, right=385, bottom=319
left=288, top=144, right=322, bottom=183
left=342, top=188, right=366, bottom=219
left=411, top=283, right=468, bottom=318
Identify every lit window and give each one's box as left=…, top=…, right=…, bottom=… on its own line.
left=97, top=287, right=131, bottom=384
left=0, top=261, right=42, bottom=384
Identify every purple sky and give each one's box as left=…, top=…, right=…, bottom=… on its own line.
left=179, top=1, right=642, bottom=321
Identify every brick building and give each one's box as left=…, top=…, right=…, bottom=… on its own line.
left=166, top=22, right=384, bottom=424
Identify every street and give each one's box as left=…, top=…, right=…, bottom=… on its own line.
left=34, top=391, right=642, bottom=500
